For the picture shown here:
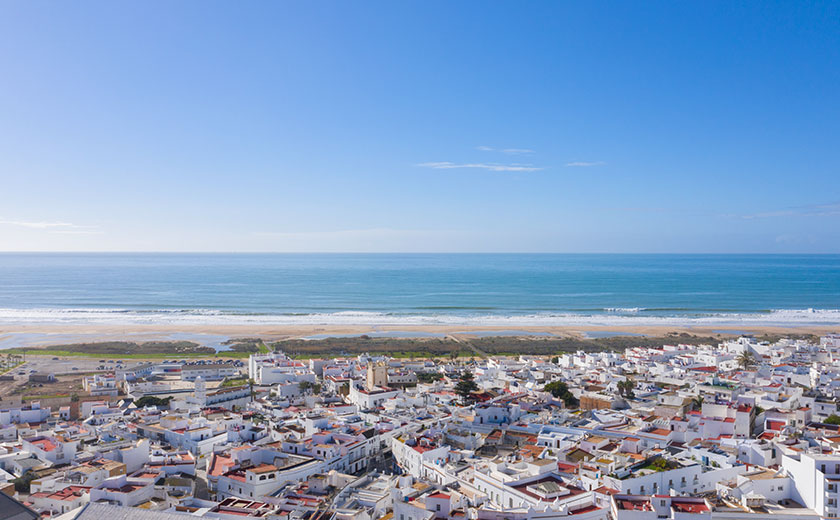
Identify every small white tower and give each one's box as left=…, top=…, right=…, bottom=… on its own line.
left=194, top=376, right=207, bottom=406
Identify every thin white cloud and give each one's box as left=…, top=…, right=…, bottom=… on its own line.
left=0, top=219, right=78, bottom=229
left=0, top=218, right=101, bottom=234
left=565, top=161, right=605, bottom=167
left=252, top=228, right=441, bottom=239
left=741, top=202, right=840, bottom=220
left=475, top=146, right=534, bottom=155
left=418, top=161, right=542, bottom=172
left=49, top=230, right=105, bottom=235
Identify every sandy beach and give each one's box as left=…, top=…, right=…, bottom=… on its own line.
left=0, top=322, right=835, bottom=350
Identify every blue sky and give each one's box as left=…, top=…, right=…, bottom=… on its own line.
left=0, top=1, right=838, bottom=253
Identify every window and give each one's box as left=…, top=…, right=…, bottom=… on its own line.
left=437, top=505, right=441, bottom=511
left=259, top=475, right=266, bottom=481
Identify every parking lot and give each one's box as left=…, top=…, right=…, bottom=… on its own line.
left=14, top=356, right=147, bottom=376
left=0, top=356, right=146, bottom=397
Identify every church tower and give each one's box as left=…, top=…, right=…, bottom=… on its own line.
left=366, top=362, right=387, bottom=390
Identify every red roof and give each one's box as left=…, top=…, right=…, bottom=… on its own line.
left=30, top=486, right=90, bottom=501
left=209, top=454, right=234, bottom=477
left=427, top=492, right=450, bottom=500
left=30, top=438, right=57, bottom=452
left=767, top=420, right=785, bottom=431
left=593, top=486, right=618, bottom=495
left=672, top=501, right=710, bottom=513
left=618, top=498, right=652, bottom=511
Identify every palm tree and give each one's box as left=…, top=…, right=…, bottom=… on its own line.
left=737, top=351, right=756, bottom=370
left=616, top=379, right=635, bottom=399
left=691, top=396, right=704, bottom=411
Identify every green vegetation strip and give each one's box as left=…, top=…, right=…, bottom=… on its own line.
left=220, top=377, right=250, bottom=387
left=23, top=394, right=70, bottom=400
left=6, top=332, right=814, bottom=360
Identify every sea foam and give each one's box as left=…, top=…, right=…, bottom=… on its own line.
left=0, top=307, right=838, bottom=327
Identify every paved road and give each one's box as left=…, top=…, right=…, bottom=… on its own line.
left=194, top=469, right=211, bottom=500
left=447, top=334, right=488, bottom=359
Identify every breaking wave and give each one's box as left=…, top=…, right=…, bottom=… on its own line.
left=0, top=307, right=837, bottom=327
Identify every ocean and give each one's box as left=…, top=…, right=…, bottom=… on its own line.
left=0, top=253, right=838, bottom=328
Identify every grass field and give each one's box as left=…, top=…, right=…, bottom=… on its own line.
left=220, top=376, right=250, bottom=387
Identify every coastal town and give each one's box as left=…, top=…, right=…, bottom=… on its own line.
left=2, top=334, right=840, bottom=520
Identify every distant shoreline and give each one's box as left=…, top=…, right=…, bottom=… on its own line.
left=0, top=322, right=835, bottom=352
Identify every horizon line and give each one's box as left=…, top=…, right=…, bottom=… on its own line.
left=0, top=251, right=839, bottom=255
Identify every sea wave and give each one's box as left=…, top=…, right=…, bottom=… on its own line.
left=0, top=307, right=838, bottom=327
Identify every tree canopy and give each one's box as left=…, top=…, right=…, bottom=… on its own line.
left=737, top=350, right=756, bottom=370
left=134, top=395, right=172, bottom=408
left=454, top=370, right=479, bottom=403
left=617, top=378, right=636, bottom=399
left=544, top=380, right=578, bottom=408
left=825, top=414, right=840, bottom=425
